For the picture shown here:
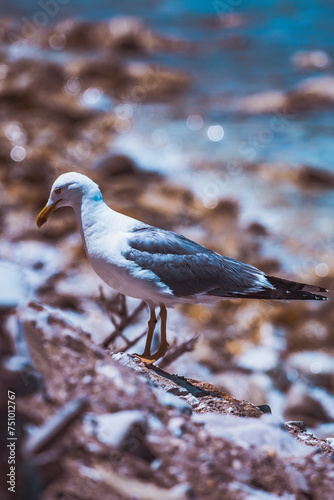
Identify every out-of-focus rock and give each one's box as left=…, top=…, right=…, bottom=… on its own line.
left=286, top=350, right=334, bottom=391
left=193, top=413, right=310, bottom=457
left=105, top=17, right=187, bottom=53
left=255, top=162, right=334, bottom=191
left=95, top=153, right=138, bottom=177
left=237, top=76, right=334, bottom=114
left=89, top=410, right=146, bottom=447
left=0, top=58, right=64, bottom=102
left=292, top=51, right=332, bottom=70
left=213, top=369, right=283, bottom=408
left=287, top=76, right=334, bottom=112
left=1, top=355, right=41, bottom=396
left=124, top=62, right=191, bottom=101
left=202, top=198, right=240, bottom=229
left=284, top=382, right=333, bottom=427
left=287, top=317, right=330, bottom=351
left=0, top=260, right=29, bottom=310
left=236, top=345, right=280, bottom=373
left=297, top=164, right=334, bottom=189
left=33, top=17, right=187, bottom=54
left=237, top=90, right=287, bottom=114
left=64, top=57, right=125, bottom=94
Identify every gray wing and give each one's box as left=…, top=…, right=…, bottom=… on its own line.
left=124, top=226, right=269, bottom=298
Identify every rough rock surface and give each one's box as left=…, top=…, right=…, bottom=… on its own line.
left=1, top=301, right=333, bottom=500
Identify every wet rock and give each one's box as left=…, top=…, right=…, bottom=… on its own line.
left=292, top=50, right=332, bottom=70
left=64, top=56, right=125, bottom=94
left=124, top=62, right=191, bottom=101
left=237, top=76, right=334, bottom=114
left=287, top=76, right=334, bottom=112
left=201, top=13, right=247, bottom=29
left=36, top=17, right=186, bottom=55
left=105, top=17, right=186, bottom=54
left=254, top=162, right=334, bottom=194
left=0, top=58, right=64, bottom=104
left=237, top=90, right=287, bottom=114
left=297, top=164, right=334, bottom=189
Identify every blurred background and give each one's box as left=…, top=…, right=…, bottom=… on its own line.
left=1, top=0, right=334, bottom=441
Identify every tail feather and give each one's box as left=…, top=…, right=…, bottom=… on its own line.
left=244, top=275, right=328, bottom=301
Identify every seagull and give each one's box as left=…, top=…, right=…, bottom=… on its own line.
left=36, top=172, right=328, bottom=363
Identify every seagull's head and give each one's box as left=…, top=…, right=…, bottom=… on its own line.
left=36, top=172, right=101, bottom=228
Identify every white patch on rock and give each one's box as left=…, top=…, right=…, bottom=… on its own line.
left=192, top=413, right=311, bottom=458
left=86, top=410, right=146, bottom=448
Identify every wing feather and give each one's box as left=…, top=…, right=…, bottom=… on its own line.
left=124, top=227, right=269, bottom=297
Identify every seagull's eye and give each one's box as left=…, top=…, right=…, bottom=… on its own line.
left=54, top=187, right=62, bottom=195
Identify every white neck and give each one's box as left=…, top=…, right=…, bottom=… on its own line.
left=72, top=193, right=140, bottom=255
left=73, top=194, right=108, bottom=248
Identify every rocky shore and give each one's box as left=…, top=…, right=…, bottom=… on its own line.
left=1, top=14, right=334, bottom=500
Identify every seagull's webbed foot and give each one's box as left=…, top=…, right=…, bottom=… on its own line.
left=134, top=340, right=170, bottom=364
left=134, top=304, right=169, bottom=365
left=133, top=353, right=157, bottom=365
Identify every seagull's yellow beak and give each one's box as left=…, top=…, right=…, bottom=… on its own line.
left=36, top=200, right=61, bottom=228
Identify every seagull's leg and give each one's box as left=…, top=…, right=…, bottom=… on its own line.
left=142, top=307, right=157, bottom=357
left=134, top=307, right=157, bottom=362
left=150, top=304, right=169, bottom=362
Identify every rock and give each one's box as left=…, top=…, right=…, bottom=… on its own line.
left=284, top=382, right=333, bottom=427
left=286, top=350, right=334, bottom=391
left=292, top=51, right=332, bottom=70
left=255, top=162, right=334, bottom=191
left=237, top=90, right=287, bottom=114
left=95, top=153, right=138, bottom=177
left=105, top=17, right=186, bottom=54
left=113, top=352, right=263, bottom=417
left=35, top=17, right=186, bottom=55
left=213, top=370, right=278, bottom=412
left=236, top=345, right=280, bottom=373
left=90, top=410, right=146, bottom=448
left=0, top=242, right=63, bottom=292
left=237, top=76, right=334, bottom=115
left=1, top=355, right=41, bottom=396
left=296, top=165, right=334, bottom=189
left=155, top=389, right=192, bottom=414
left=0, top=58, right=64, bottom=101
left=124, top=62, right=191, bottom=101
left=63, top=56, right=125, bottom=94
left=0, top=260, right=29, bottom=310
left=287, top=76, right=334, bottom=112
left=192, top=413, right=310, bottom=457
